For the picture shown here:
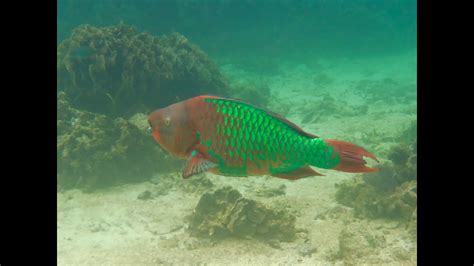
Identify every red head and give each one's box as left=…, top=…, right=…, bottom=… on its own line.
left=147, top=101, right=197, bottom=159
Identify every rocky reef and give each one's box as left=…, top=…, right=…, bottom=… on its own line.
left=57, top=23, right=229, bottom=117
left=188, top=186, right=296, bottom=243
left=57, top=92, right=180, bottom=190
left=335, top=123, right=417, bottom=237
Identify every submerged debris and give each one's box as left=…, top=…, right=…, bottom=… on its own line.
left=188, top=186, right=296, bottom=243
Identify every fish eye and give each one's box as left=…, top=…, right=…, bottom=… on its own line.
left=146, top=127, right=152, bottom=134
left=164, top=117, right=171, bottom=126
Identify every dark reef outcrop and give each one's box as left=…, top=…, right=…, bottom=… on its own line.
left=57, top=23, right=229, bottom=117
left=188, top=186, right=296, bottom=242
left=57, top=92, right=180, bottom=190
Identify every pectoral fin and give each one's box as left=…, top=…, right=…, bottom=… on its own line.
left=271, top=166, right=323, bottom=180
left=182, top=150, right=217, bottom=179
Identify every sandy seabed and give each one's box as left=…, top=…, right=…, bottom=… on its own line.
left=58, top=52, right=417, bottom=265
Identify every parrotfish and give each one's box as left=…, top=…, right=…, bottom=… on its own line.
left=147, top=95, right=378, bottom=180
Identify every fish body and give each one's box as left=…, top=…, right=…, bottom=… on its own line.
left=148, top=95, right=378, bottom=180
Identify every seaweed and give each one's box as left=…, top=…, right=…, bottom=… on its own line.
left=57, top=23, right=229, bottom=117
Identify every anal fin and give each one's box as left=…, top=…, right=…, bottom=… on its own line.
left=182, top=150, right=217, bottom=179
left=271, top=166, right=323, bottom=180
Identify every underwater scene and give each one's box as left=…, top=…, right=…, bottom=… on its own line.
left=57, top=0, right=417, bottom=265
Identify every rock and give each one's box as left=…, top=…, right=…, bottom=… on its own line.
left=336, top=226, right=386, bottom=263
left=137, top=190, right=153, bottom=200
left=255, top=184, right=286, bottom=197
left=299, top=242, right=318, bottom=257
left=183, top=238, right=200, bottom=250
left=267, top=239, right=281, bottom=249
left=314, top=213, right=326, bottom=220
left=392, top=246, right=412, bottom=260
left=57, top=23, right=229, bottom=117
left=57, top=92, right=180, bottom=190
left=189, top=186, right=296, bottom=242
left=159, top=236, right=180, bottom=248
left=388, top=144, right=411, bottom=166
left=88, top=221, right=107, bottom=233
left=128, top=113, right=150, bottom=133
left=334, top=131, right=417, bottom=228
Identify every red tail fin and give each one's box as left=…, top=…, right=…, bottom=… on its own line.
left=325, top=139, right=379, bottom=173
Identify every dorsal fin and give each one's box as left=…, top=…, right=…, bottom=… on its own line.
left=200, top=95, right=318, bottom=139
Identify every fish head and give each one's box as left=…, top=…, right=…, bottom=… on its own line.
left=148, top=101, right=195, bottom=158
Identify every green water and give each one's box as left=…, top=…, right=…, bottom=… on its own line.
left=57, top=1, right=416, bottom=264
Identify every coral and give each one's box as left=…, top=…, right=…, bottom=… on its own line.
left=127, top=113, right=150, bottom=132
left=57, top=92, right=180, bottom=190
left=57, top=23, right=229, bottom=117
left=188, top=186, right=296, bottom=242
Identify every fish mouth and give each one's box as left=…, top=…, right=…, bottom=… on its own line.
left=151, top=129, right=161, bottom=143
